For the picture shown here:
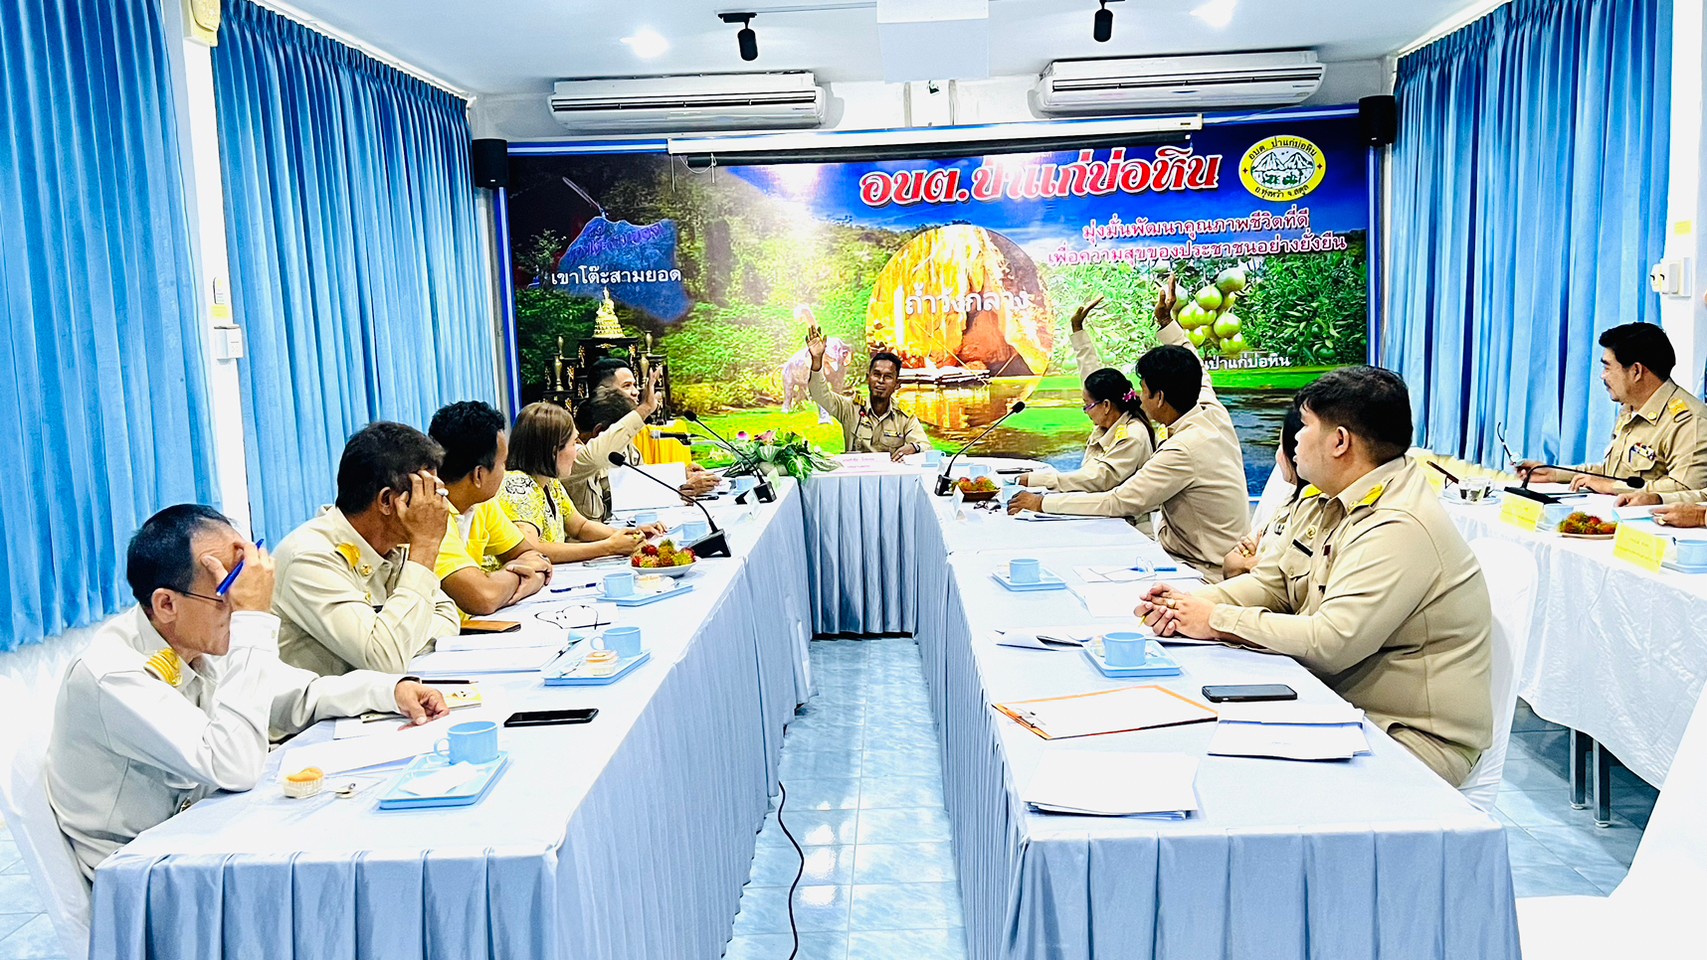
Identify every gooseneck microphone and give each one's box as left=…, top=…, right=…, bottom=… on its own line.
left=1507, top=464, right=1647, bottom=503
left=935, top=401, right=1027, bottom=497
left=607, top=452, right=733, bottom=558
left=681, top=411, right=776, bottom=504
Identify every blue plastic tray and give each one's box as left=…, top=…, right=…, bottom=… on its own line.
left=601, top=583, right=695, bottom=606
left=990, top=570, right=1068, bottom=592
left=1662, top=558, right=1707, bottom=575
left=1081, top=642, right=1183, bottom=679
left=543, top=650, right=651, bottom=686
left=377, top=752, right=510, bottom=810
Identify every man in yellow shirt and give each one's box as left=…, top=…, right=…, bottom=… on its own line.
left=427, top=402, right=553, bottom=617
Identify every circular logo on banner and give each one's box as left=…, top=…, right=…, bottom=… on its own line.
left=1240, top=136, right=1327, bottom=202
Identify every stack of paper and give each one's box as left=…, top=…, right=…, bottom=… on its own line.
left=408, top=646, right=561, bottom=676
left=1013, top=511, right=1104, bottom=522
left=991, top=628, right=1089, bottom=651
left=993, top=686, right=1218, bottom=740
left=1075, top=565, right=1148, bottom=584
left=1208, top=708, right=1372, bottom=761
left=1023, top=751, right=1200, bottom=818
left=609, top=463, right=689, bottom=511
left=1068, top=581, right=1143, bottom=619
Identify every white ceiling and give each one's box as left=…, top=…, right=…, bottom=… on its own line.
left=272, top=0, right=1480, bottom=96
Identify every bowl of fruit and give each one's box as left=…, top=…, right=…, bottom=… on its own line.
left=956, top=476, right=1000, bottom=502
left=1557, top=512, right=1617, bottom=540
left=633, top=539, right=697, bottom=576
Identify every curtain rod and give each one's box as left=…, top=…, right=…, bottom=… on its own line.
left=1395, top=0, right=1512, bottom=59
left=245, top=0, right=471, bottom=100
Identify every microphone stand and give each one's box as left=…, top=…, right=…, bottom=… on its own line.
left=935, top=401, right=1027, bottom=497
left=1506, top=464, right=1647, bottom=503
left=606, top=453, right=733, bottom=558
left=682, top=412, right=776, bottom=504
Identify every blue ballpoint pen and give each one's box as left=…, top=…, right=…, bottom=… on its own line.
left=216, top=538, right=263, bottom=596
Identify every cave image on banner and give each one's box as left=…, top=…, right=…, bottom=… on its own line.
left=503, top=115, right=1370, bottom=492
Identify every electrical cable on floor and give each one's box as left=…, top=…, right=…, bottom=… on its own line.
left=775, top=781, right=807, bottom=960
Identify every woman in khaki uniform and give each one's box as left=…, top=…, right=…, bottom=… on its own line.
left=1019, top=298, right=1155, bottom=494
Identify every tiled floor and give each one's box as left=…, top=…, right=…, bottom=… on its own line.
left=0, top=645, right=1662, bottom=960
left=725, top=640, right=1664, bottom=959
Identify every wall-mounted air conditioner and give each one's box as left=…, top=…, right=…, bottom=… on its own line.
left=1033, top=51, right=1324, bottom=115
left=549, top=72, right=826, bottom=134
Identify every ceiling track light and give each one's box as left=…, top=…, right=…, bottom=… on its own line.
left=719, top=12, right=759, bottom=62
left=1093, top=0, right=1116, bottom=43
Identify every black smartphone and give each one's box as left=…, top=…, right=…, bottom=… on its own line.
left=504, top=708, right=598, bottom=727
left=1201, top=684, right=1298, bottom=703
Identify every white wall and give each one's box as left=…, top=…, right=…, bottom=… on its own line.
left=471, top=58, right=1391, bottom=141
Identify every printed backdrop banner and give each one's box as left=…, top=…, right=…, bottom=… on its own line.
left=503, top=113, right=1371, bottom=492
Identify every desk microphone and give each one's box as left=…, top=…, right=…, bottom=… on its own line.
left=607, top=452, right=733, bottom=557
left=1506, top=464, right=1646, bottom=503
left=935, top=401, right=1026, bottom=497
left=681, top=412, right=776, bottom=504
left=651, top=430, right=695, bottom=442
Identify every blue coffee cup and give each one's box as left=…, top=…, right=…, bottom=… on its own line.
left=434, top=720, right=499, bottom=765
left=1675, top=539, right=1707, bottom=566
left=966, top=463, right=990, bottom=479
left=1102, top=632, right=1150, bottom=668
left=733, top=476, right=758, bottom=495
left=1009, top=558, right=1041, bottom=583
left=601, top=625, right=644, bottom=659
left=682, top=519, right=710, bottom=542
left=633, top=511, right=659, bottom=526
left=922, top=448, right=942, bottom=467
left=603, top=571, right=636, bottom=598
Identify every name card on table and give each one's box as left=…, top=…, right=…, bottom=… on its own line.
left=1500, top=496, right=1544, bottom=531
left=1613, top=523, right=1668, bottom=572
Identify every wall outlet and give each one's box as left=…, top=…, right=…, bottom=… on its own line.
left=1650, top=258, right=1692, bottom=297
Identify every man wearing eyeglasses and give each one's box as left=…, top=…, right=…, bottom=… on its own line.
left=46, top=505, right=449, bottom=879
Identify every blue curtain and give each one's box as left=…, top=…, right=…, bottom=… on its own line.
left=0, top=0, right=217, bottom=652
left=1385, top=0, right=1671, bottom=468
left=213, top=0, right=496, bottom=540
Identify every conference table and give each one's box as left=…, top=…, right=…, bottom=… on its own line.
left=1443, top=495, right=1707, bottom=809
left=88, top=458, right=1522, bottom=960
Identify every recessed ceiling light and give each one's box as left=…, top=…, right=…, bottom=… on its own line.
left=621, top=29, right=669, bottom=59
left=1191, top=0, right=1236, bottom=29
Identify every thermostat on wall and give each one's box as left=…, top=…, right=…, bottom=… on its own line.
left=1650, top=258, right=1692, bottom=298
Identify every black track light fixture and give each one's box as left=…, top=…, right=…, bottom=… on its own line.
left=719, top=12, right=759, bottom=62
left=1093, top=0, right=1114, bottom=43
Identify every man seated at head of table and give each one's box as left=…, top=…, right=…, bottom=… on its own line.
left=1223, top=398, right=1306, bottom=580
left=1015, top=297, right=1155, bottom=494
left=499, top=401, right=651, bottom=563
left=588, top=357, right=719, bottom=499
left=1517, top=322, right=1707, bottom=494
left=804, top=322, right=931, bottom=462
left=427, top=400, right=553, bottom=617
left=49, top=505, right=449, bottom=879
left=275, top=423, right=462, bottom=674
left=568, top=379, right=665, bottom=523
left=1137, top=367, right=1494, bottom=785
left=1007, top=279, right=1249, bottom=581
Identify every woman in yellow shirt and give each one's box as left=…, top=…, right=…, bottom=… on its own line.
left=499, top=402, right=656, bottom=562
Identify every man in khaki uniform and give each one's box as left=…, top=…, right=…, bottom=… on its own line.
left=1520, top=322, right=1707, bottom=494
left=1008, top=283, right=1247, bottom=579
left=1019, top=297, right=1154, bottom=493
left=274, top=422, right=462, bottom=676
left=49, top=505, right=448, bottom=877
left=567, top=382, right=661, bottom=522
left=805, top=324, right=931, bottom=460
left=1139, top=366, right=1494, bottom=785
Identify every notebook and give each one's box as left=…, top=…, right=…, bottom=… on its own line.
left=1023, top=751, right=1200, bottom=818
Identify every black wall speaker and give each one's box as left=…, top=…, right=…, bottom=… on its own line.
left=472, top=138, right=509, bottom=189
left=1359, top=95, right=1398, bottom=148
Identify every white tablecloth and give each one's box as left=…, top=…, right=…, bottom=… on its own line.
left=1447, top=500, right=1707, bottom=786
left=89, top=486, right=813, bottom=960
left=923, top=545, right=1521, bottom=960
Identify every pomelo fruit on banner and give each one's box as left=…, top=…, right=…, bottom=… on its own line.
left=1194, top=286, right=1224, bottom=312
left=1215, top=267, right=1248, bottom=294
left=1213, top=313, right=1242, bottom=340
left=866, top=225, right=1053, bottom=430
